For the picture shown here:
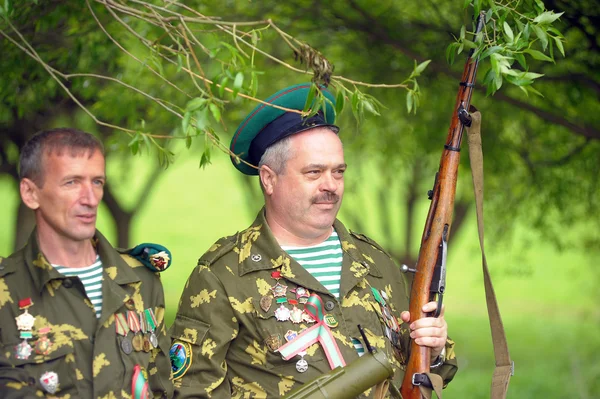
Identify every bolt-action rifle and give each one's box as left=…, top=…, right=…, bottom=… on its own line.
left=400, top=12, right=486, bottom=399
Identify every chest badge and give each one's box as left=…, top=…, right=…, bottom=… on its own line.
left=40, top=371, right=59, bottom=394
left=260, top=295, right=273, bottom=313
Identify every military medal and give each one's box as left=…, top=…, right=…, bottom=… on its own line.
left=270, top=271, right=288, bottom=297
left=35, top=326, right=52, bottom=355
left=15, top=298, right=36, bottom=331
left=296, top=351, right=309, bottom=373
left=291, top=286, right=310, bottom=304
left=139, top=312, right=151, bottom=352
left=115, top=313, right=132, bottom=354
left=15, top=334, right=33, bottom=360
left=274, top=298, right=291, bottom=322
left=40, top=371, right=59, bottom=394
left=260, top=295, right=273, bottom=312
left=127, top=310, right=143, bottom=351
left=289, top=300, right=303, bottom=324
left=145, top=308, right=159, bottom=349
left=15, top=298, right=35, bottom=360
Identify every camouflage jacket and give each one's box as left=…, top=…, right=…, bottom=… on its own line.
left=170, top=210, right=457, bottom=398
left=0, top=230, right=174, bottom=399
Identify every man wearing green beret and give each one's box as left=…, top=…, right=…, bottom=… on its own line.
left=170, top=83, right=458, bottom=398
left=0, top=128, right=174, bottom=398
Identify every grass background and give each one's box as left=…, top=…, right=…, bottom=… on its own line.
left=0, top=149, right=597, bottom=398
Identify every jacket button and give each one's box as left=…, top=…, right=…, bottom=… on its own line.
left=324, top=301, right=335, bottom=311
left=63, top=278, right=73, bottom=288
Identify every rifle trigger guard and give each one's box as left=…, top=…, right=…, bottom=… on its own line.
left=412, top=373, right=433, bottom=388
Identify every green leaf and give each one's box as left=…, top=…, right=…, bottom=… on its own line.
left=533, top=11, right=563, bottom=25
left=445, top=42, right=458, bottom=65
left=532, top=25, right=549, bottom=51
left=534, top=0, right=545, bottom=12
left=233, top=72, right=244, bottom=98
left=514, top=52, right=527, bottom=69
left=490, top=53, right=500, bottom=77
left=554, top=36, right=565, bottom=57
left=194, top=108, right=209, bottom=130
left=494, top=71, right=503, bottom=92
left=185, top=135, right=192, bottom=149
left=406, top=91, right=414, bottom=114
left=485, top=8, right=493, bottom=23
left=503, top=22, right=514, bottom=43
left=524, top=49, right=553, bottom=62
left=463, top=0, right=470, bottom=9
left=186, top=97, right=207, bottom=112
left=219, top=77, right=229, bottom=98
left=525, top=85, right=544, bottom=97
left=303, top=84, right=317, bottom=114
left=505, top=74, right=533, bottom=86
left=520, top=71, right=545, bottom=80
left=335, top=89, right=345, bottom=116
left=480, top=46, right=502, bottom=61
left=209, top=103, right=221, bottom=123
left=199, top=148, right=212, bottom=169
left=414, top=60, right=431, bottom=76
left=351, top=90, right=360, bottom=119
left=460, top=25, right=465, bottom=40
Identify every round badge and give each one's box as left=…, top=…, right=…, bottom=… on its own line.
left=121, top=336, right=133, bottom=354
left=132, top=334, right=144, bottom=352
left=324, top=314, right=338, bottom=328
left=296, top=358, right=308, bottom=373
left=251, top=254, right=262, bottom=262
left=149, top=332, right=159, bottom=348
left=170, top=342, right=192, bottom=380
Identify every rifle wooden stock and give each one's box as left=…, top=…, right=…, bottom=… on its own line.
left=400, top=13, right=485, bottom=399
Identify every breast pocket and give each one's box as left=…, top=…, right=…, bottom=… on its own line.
left=3, top=341, right=78, bottom=396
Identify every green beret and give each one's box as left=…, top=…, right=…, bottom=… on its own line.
left=230, top=83, right=338, bottom=175
left=127, top=243, right=172, bottom=272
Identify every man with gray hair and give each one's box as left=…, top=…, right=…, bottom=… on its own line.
left=0, top=128, right=173, bottom=398
left=170, top=84, right=458, bottom=398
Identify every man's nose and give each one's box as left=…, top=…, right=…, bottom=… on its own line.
left=80, top=182, right=101, bottom=207
left=321, top=172, right=339, bottom=192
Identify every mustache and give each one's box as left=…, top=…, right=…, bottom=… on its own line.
left=312, top=192, right=340, bottom=204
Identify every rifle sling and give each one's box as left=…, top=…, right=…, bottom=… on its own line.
left=465, top=107, right=514, bottom=399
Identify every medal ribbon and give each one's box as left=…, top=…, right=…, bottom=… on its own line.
left=144, top=308, right=157, bottom=331
left=127, top=311, right=141, bottom=333
left=131, top=364, right=149, bottom=399
left=277, top=293, right=345, bottom=369
left=115, top=313, right=129, bottom=336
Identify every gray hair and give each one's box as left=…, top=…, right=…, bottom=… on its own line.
left=19, top=128, right=104, bottom=186
left=258, top=135, right=294, bottom=175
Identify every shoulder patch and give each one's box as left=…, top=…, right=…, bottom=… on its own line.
left=118, top=243, right=172, bottom=272
left=349, top=231, right=395, bottom=260
left=198, top=234, right=237, bottom=266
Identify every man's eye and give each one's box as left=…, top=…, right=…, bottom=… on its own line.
left=93, top=179, right=105, bottom=186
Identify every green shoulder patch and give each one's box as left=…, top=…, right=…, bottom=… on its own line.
left=118, top=243, right=172, bottom=272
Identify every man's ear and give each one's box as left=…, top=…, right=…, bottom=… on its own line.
left=259, top=165, right=277, bottom=196
left=20, top=178, right=40, bottom=210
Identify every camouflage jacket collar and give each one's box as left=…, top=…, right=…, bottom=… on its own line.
left=237, top=209, right=383, bottom=297
left=20, top=228, right=141, bottom=295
